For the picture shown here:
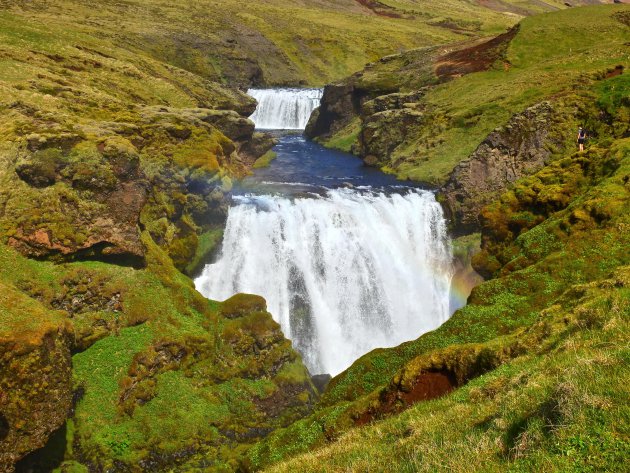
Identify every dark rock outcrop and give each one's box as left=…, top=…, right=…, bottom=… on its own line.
left=306, top=83, right=364, bottom=140
left=441, top=101, right=558, bottom=234
left=0, top=285, right=72, bottom=472
left=359, top=90, right=428, bottom=166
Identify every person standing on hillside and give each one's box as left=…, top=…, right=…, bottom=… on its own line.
left=577, top=126, right=587, bottom=152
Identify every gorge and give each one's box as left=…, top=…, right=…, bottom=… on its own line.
left=0, top=2, right=628, bottom=472
left=196, top=89, right=455, bottom=376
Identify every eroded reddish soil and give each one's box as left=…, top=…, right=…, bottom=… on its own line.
left=354, top=0, right=405, bottom=18
left=355, top=370, right=457, bottom=426
left=435, top=27, right=518, bottom=80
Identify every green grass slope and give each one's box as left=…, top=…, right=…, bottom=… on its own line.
left=267, top=265, right=630, bottom=472
left=249, top=97, right=629, bottom=473
left=0, top=5, right=316, bottom=470
left=314, top=4, right=628, bottom=183
left=1, top=0, right=603, bottom=87
left=245, top=25, right=630, bottom=472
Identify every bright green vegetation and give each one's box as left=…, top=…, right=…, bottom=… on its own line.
left=246, top=64, right=630, bottom=471
left=322, top=118, right=363, bottom=153
left=268, top=268, right=630, bottom=472
left=410, top=5, right=629, bottom=183
left=0, top=231, right=317, bottom=470
left=1, top=1, right=627, bottom=471
left=253, top=151, right=278, bottom=169
left=318, top=5, right=629, bottom=184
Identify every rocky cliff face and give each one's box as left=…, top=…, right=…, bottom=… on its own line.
left=305, top=28, right=520, bottom=180
left=441, top=101, right=560, bottom=234
left=0, top=104, right=268, bottom=271
left=305, top=45, right=444, bottom=144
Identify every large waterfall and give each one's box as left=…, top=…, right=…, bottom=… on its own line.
left=248, top=88, right=323, bottom=130
left=195, top=189, right=454, bottom=376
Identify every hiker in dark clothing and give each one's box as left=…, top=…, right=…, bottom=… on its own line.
left=577, top=126, right=587, bottom=152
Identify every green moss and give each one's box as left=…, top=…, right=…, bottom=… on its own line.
left=184, top=228, right=224, bottom=276
left=322, top=118, right=361, bottom=153
left=220, top=293, right=267, bottom=319
left=253, top=151, right=278, bottom=169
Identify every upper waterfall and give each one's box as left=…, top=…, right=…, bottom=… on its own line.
left=195, top=189, right=454, bottom=376
left=248, top=88, right=323, bottom=130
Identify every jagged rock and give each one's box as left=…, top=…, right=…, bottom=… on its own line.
left=305, top=83, right=361, bottom=139
left=239, top=132, right=277, bottom=164
left=361, top=90, right=426, bottom=116
left=441, top=101, right=558, bottom=234
left=140, top=106, right=256, bottom=144
left=195, top=109, right=255, bottom=142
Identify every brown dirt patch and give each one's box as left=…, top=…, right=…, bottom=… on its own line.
left=615, top=11, right=630, bottom=27
left=254, top=383, right=308, bottom=418
left=435, top=27, right=518, bottom=81
left=605, top=65, right=624, bottom=79
left=354, top=0, right=406, bottom=19
left=355, top=370, right=457, bottom=426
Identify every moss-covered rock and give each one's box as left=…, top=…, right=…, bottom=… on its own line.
left=441, top=101, right=564, bottom=234
left=220, top=294, right=268, bottom=319
left=0, top=283, right=72, bottom=471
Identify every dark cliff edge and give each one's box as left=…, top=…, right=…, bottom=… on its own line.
left=440, top=101, right=561, bottom=235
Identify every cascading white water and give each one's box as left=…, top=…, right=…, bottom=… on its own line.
left=195, top=189, right=454, bottom=376
left=248, top=88, right=323, bottom=130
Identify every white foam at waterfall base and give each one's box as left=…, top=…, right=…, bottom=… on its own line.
left=195, top=189, right=454, bottom=376
left=248, top=88, right=323, bottom=130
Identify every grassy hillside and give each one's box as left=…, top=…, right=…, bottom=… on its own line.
left=247, top=71, right=630, bottom=471
left=0, top=2, right=314, bottom=470
left=1, top=0, right=603, bottom=87
left=245, top=8, right=630, bottom=471
left=312, top=4, right=628, bottom=183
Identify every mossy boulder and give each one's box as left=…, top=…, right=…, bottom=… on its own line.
left=220, top=294, right=268, bottom=319
left=0, top=283, right=72, bottom=471
left=14, top=148, right=65, bottom=188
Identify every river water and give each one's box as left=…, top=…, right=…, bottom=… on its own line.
left=195, top=89, right=455, bottom=376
